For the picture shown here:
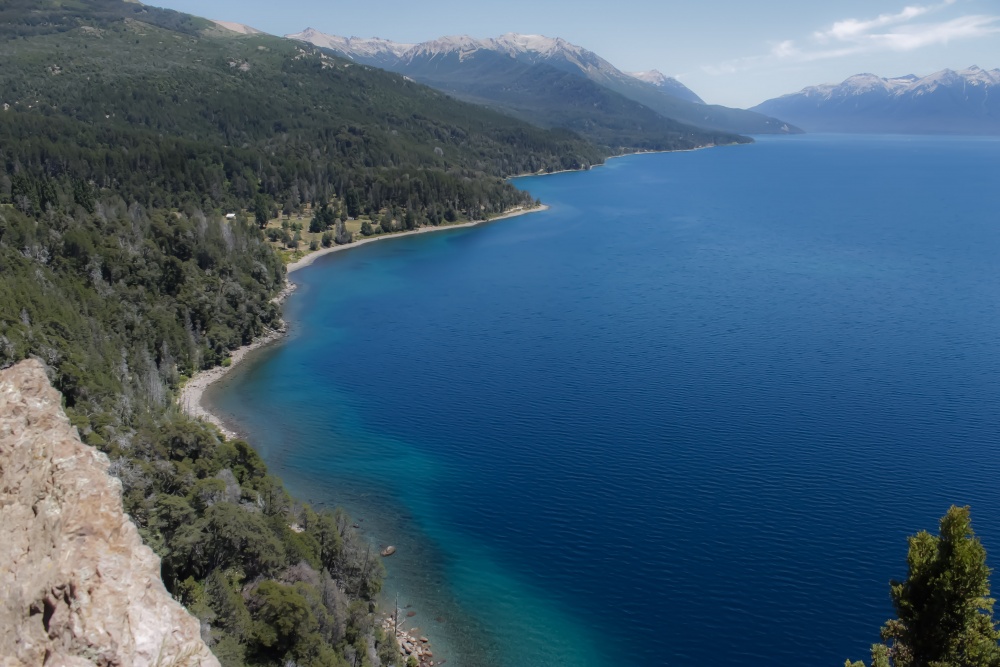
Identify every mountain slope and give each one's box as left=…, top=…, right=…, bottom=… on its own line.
left=0, top=1, right=621, bottom=225
left=288, top=29, right=797, bottom=136
left=340, top=44, right=748, bottom=150
left=288, top=30, right=749, bottom=149
left=627, top=70, right=704, bottom=104
left=751, top=67, right=1000, bottom=134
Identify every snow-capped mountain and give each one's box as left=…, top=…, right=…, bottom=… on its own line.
left=627, top=70, right=704, bottom=104
left=286, top=29, right=797, bottom=136
left=288, top=29, right=413, bottom=67
left=628, top=70, right=672, bottom=86
left=288, top=30, right=643, bottom=85
left=401, top=33, right=602, bottom=66
left=752, top=67, right=1000, bottom=134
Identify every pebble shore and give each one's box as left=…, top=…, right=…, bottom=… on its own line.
left=382, top=616, right=443, bottom=666
left=177, top=280, right=296, bottom=438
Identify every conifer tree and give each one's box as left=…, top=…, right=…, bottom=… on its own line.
left=846, top=506, right=1000, bottom=667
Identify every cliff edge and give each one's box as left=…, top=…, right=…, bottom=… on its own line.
left=0, top=359, right=219, bottom=667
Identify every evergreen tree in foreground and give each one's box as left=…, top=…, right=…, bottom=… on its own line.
left=847, top=506, right=1000, bottom=667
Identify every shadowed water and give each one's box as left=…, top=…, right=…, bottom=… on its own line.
left=208, top=134, right=1000, bottom=667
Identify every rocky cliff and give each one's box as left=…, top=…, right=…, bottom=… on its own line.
left=0, top=359, right=219, bottom=667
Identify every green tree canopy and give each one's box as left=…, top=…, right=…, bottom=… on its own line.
left=847, top=506, right=1000, bottom=667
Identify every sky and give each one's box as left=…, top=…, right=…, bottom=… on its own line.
left=152, top=0, right=1000, bottom=107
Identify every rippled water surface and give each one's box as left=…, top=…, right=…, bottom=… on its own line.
left=209, top=135, right=1000, bottom=667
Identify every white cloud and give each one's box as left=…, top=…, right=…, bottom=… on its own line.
left=864, top=14, right=1000, bottom=51
left=814, top=5, right=935, bottom=43
left=702, top=0, right=998, bottom=76
left=770, top=40, right=798, bottom=58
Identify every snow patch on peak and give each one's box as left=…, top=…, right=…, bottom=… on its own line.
left=797, top=72, right=923, bottom=100
left=394, top=32, right=611, bottom=67
left=792, top=82, right=840, bottom=100
left=405, top=35, right=488, bottom=61
left=841, top=73, right=897, bottom=94
left=959, top=65, right=1000, bottom=86
left=626, top=70, right=705, bottom=103
left=286, top=29, right=413, bottom=58
left=493, top=33, right=575, bottom=56
left=920, top=68, right=961, bottom=84
left=770, top=64, right=1000, bottom=105
left=401, top=33, right=582, bottom=60
left=628, top=70, right=669, bottom=86
left=909, top=68, right=961, bottom=95
left=421, top=35, right=484, bottom=50
left=289, top=28, right=616, bottom=70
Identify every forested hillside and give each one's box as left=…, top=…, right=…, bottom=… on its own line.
left=0, top=178, right=393, bottom=667
left=0, top=2, right=644, bottom=666
left=0, top=0, right=610, bottom=223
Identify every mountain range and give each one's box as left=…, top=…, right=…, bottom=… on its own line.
left=752, top=66, right=1000, bottom=135
left=287, top=29, right=799, bottom=138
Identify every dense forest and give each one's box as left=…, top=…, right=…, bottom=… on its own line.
left=0, top=0, right=615, bottom=224
left=0, top=191, right=395, bottom=666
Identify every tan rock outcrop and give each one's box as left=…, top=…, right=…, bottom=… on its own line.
left=0, top=359, right=219, bottom=667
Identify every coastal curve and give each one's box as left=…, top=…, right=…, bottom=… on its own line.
left=179, top=205, right=548, bottom=438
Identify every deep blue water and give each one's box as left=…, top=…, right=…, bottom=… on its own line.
left=209, top=134, right=1000, bottom=667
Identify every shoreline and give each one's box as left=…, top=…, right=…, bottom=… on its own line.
left=173, top=149, right=711, bottom=661
left=178, top=204, right=549, bottom=437
left=286, top=204, right=549, bottom=274
left=507, top=142, right=741, bottom=180
left=177, top=281, right=296, bottom=439
left=180, top=139, right=738, bottom=430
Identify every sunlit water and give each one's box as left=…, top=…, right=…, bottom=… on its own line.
left=209, top=135, right=1000, bottom=667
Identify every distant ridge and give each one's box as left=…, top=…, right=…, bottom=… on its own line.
left=752, top=66, right=1000, bottom=135
left=287, top=29, right=799, bottom=136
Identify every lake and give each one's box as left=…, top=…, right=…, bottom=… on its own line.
left=208, top=134, right=1000, bottom=666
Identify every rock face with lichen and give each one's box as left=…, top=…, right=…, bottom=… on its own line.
left=0, top=359, right=219, bottom=667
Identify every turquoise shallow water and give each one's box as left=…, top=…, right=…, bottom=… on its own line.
left=208, top=134, right=1000, bottom=667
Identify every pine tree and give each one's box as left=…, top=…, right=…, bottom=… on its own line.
left=847, top=506, right=1000, bottom=667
